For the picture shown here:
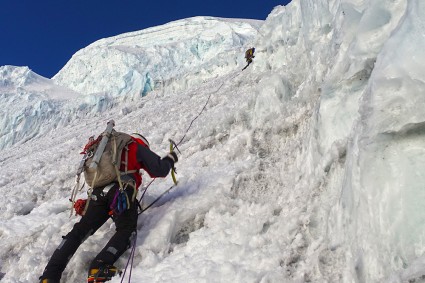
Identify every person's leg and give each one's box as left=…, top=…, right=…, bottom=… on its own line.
left=40, top=188, right=110, bottom=281
left=89, top=186, right=138, bottom=271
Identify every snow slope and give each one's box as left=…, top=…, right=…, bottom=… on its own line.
left=1, top=1, right=425, bottom=283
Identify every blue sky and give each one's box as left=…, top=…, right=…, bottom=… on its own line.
left=0, top=0, right=290, bottom=78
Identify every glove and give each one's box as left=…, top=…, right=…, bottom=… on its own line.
left=74, top=199, right=87, bottom=216
left=163, top=151, right=178, bottom=164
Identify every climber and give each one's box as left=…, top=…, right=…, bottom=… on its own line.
left=242, top=47, right=255, bottom=71
left=39, top=132, right=178, bottom=283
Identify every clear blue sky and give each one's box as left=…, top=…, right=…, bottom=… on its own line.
left=0, top=0, right=290, bottom=78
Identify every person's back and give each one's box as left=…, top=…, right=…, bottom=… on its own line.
left=121, top=134, right=171, bottom=188
left=40, top=130, right=178, bottom=283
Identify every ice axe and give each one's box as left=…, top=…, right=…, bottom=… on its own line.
left=168, top=139, right=180, bottom=185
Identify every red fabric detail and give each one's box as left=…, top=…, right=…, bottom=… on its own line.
left=119, top=137, right=149, bottom=189
left=80, top=135, right=101, bottom=154
left=132, top=137, right=148, bottom=147
left=74, top=199, right=87, bottom=216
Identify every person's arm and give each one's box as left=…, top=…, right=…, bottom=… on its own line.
left=136, top=144, right=175, bottom=177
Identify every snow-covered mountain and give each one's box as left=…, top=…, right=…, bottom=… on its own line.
left=1, top=1, right=425, bottom=283
left=0, top=66, right=83, bottom=150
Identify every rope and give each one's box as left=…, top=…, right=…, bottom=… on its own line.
left=137, top=179, right=155, bottom=215
left=120, top=231, right=137, bottom=283
left=139, top=184, right=177, bottom=214
left=117, top=70, right=242, bottom=281
left=174, top=71, right=241, bottom=147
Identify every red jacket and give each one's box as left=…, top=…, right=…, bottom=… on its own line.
left=119, top=137, right=173, bottom=189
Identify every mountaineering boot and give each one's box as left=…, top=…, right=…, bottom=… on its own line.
left=39, top=279, right=60, bottom=283
left=87, top=264, right=122, bottom=282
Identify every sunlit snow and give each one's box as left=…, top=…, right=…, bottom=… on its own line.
left=1, top=1, right=425, bottom=283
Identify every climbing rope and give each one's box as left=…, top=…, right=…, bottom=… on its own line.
left=137, top=179, right=155, bottom=215
left=139, top=184, right=177, bottom=214
left=174, top=71, right=241, bottom=148
left=120, top=70, right=243, bottom=282
left=138, top=71, right=241, bottom=214
left=120, top=231, right=137, bottom=283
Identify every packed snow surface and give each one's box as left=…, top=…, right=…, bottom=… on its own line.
left=1, top=1, right=425, bottom=283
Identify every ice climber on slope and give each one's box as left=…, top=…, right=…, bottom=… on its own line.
left=39, top=132, right=178, bottom=283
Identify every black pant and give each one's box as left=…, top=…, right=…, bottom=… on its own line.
left=41, top=183, right=138, bottom=281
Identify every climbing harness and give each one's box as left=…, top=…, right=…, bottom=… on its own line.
left=109, top=187, right=130, bottom=216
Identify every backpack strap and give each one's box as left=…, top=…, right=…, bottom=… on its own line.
left=120, top=143, right=138, bottom=174
left=116, top=136, right=138, bottom=175
left=111, top=134, right=125, bottom=191
left=111, top=132, right=138, bottom=191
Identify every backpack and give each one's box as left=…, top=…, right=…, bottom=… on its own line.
left=83, top=130, right=135, bottom=188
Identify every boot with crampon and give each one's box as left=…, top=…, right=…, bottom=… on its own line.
left=39, top=279, right=59, bottom=283
left=87, top=264, right=121, bottom=282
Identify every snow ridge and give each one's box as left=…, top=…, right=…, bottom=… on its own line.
left=53, top=16, right=262, bottom=98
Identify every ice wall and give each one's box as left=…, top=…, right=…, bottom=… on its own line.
left=0, top=66, right=81, bottom=150
left=1, top=1, right=424, bottom=281
left=250, top=0, right=425, bottom=281
left=337, top=0, right=425, bottom=281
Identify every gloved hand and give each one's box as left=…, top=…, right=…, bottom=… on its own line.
left=74, top=199, right=87, bottom=216
left=163, top=151, right=178, bottom=164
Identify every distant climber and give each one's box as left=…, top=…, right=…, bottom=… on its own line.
left=39, top=125, right=178, bottom=283
left=242, top=47, right=255, bottom=71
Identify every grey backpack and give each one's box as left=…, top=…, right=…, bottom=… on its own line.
left=84, top=130, right=135, bottom=188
